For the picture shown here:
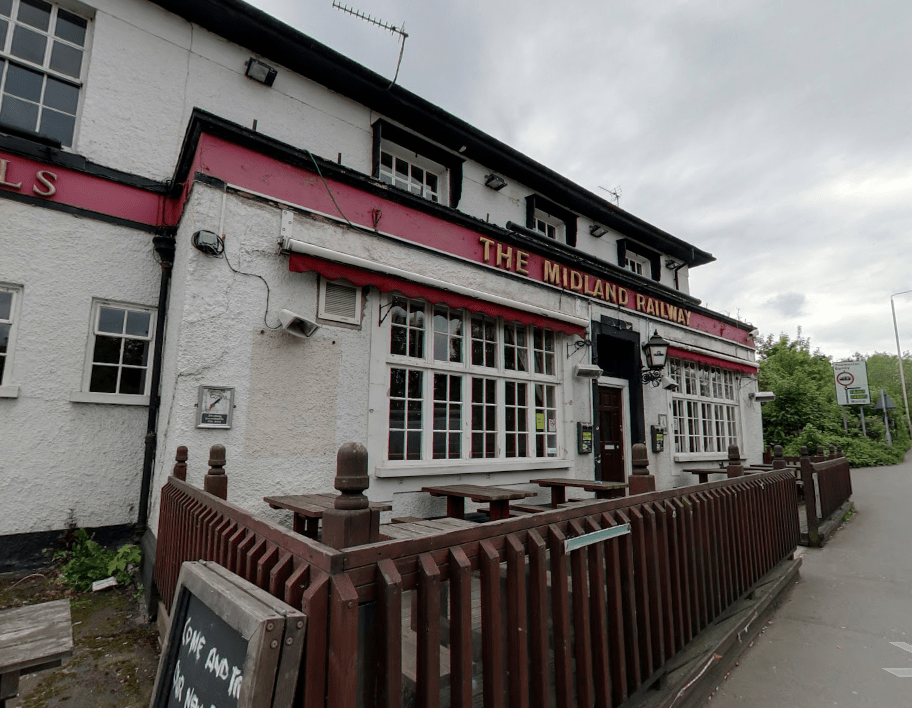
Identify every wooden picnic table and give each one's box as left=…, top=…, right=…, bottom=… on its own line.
left=0, top=600, right=73, bottom=708
left=380, top=517, right=479, bottom=540
left=264, top=493, right=393, bottom=538
left=530, top=478, right=628, bottom=507
left=421, top=484, right=537, bottom=521
left=683, top=468, right=725, bottom=484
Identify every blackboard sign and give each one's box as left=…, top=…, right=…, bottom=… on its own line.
left=150, top=561, right=305, bottom=708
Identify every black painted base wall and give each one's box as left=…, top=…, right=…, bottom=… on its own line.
left=0, top=524, right=136, bottom=574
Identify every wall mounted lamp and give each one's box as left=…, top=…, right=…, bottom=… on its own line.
left=246, top=58, right=278, bottom=86
left=665, top=259, right=679, bottom=269
left=640, top=330, right=670, bottom=387
left=484, top=174, right=507, bottom=191
left=589, top=225, right=608, bottom=238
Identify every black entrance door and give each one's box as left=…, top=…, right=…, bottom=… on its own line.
left=598, top=386, right=625, bottom=483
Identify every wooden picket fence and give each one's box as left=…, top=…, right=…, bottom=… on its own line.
left=799, top=446, right=853, bottom=547
left=154, top=468, right=799, bottom=708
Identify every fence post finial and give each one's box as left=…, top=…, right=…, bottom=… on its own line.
left=204, top=444, right=227, bottom=499
left=829, top=444, right=837, bottom=459
left=322, top=442, right=379, bottom=549
left=173, top=445, right=188, bottom=481
left=726, top=444, right=744, bottom=477
left=772, top=444, right=785, bottom=469
left=837, top=444, right=844, bottom=457
left=628, top=443, right=656, bottom=495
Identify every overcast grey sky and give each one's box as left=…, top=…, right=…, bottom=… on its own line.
left=249, top=0, right=912, bottom=360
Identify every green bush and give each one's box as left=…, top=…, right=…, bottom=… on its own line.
left=56, top=529, right=142, bottom=591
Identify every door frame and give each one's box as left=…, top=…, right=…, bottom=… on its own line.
left=595, top=375, right=633, bottom=481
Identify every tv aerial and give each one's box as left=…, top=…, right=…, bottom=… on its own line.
left=599, top=185, right=622, bottom=207
left=332, top=1, right=409, bottom=88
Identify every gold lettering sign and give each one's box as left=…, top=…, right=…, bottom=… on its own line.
left=0, top=158, right=58, bottom=198
left=478, top=236, right=692, bottom=327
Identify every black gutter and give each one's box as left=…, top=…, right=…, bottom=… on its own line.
left=149, top=0, right=714, bottom=268
left=136, top=232, right=176, bottom=534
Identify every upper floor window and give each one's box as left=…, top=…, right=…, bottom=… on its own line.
left=533, top=210, right=563, bottom=241
left=379, top=147, right=442, bottom=203
left=0, top=0, right=88, bottom=147
left=625, top=252, right=649, bottom=276
left=525, top=194, right=577, bottom=247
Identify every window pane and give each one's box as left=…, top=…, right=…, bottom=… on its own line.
left=395, top=157, right=408, bottom=177
left=55, top=9, right=87, bottom=46
left=119, top=367, right=145, bottom=395
left=39, top=107, right=74, bottom=145
left=0, top=292, right=11, bottom=320
left=406, top=431, right=421, bottom=460
left=0, top=18, right=8, bottom=46
left=389, top=368, right=405, bottom=398
left=0, top=323, right=9, bottom=353
left=92, top=335, right=120, bottom=364
left=11, top=25, right=47, bottom=64
left=122, top=339, right=148, bottom=366
left=389, top=400, right=404, bottom=429
left=0, top=0, right=11, bottom=17
left=380, top=151, right=393, bottom=168
left=98, top=307, right=125, bottom=333
left=388, top=431, right=404, bottom=460
left=125, top=310, right=151, bottom=337
left=5, top=62, right=42, bottom=101
left=49, top=41, right=82, bottom=78
left=89, top=364, right=117, bottom=393
left=42, top=74, right=77, bottom=113
left=17, top=0, right=51, bottom=31
left=0, top=94, right=37, bottom=131
left=426, top=173, right=437, bottom=192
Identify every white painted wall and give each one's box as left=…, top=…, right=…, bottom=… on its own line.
left=0, top=200, right=159, bottom=536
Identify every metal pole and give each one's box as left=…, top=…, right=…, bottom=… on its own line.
left=860, top=406, right=867, bottom=437
left=842, top=406, right=848, bottom=434
left=891, top=291, right=912, bottom=439
left=883, top=388, right=892, bottom=446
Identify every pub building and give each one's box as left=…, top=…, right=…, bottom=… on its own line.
left=0, top=0, right=761, bottom=570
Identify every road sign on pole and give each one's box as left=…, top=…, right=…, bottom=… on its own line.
left=833, top=360, right=871, bottom=406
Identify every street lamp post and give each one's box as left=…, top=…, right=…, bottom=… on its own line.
left=890, top=290, right=912, bottom=440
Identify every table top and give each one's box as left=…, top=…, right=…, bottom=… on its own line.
left=531, top=478, right=629, bottom=490
left=0, top=599, right=73, bottom=676
left=264, top=493, right=392, bottom=517
left=421, top=484, right=537, bottom=502
left=380, top=517, right=478, bottom=540
left=683, top=468, right=726, bottom=474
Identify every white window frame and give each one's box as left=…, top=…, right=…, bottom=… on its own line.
left=374, top=293, right=570, bottom=477
left=0, top=282, right=22, bottom=397
left=317, top=277, right=362, bottom=325
left=378, top=142, right=446, bottom=204
left=533, top=209, right=563, bottom=241
left=70, top=299, right=155, bottom=406
left=625, top=252, right=649, bottom=276
left=0, top=0, right=92, bottom=148
left=670, top=357, right=741, bottom=460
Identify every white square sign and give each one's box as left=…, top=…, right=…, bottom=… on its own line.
left=833, top=360, right=871, bottom=406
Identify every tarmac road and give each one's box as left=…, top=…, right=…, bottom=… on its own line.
left=706, top=456, right=912, bottom=706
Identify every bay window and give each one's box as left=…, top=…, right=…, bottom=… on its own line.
left=385, top=295, right=561, bottom=463
left=671, top=358, right=739, bottom=455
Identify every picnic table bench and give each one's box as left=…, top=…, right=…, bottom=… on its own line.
left=421, top=484, right=537, bottom=521
left=0, top=600, right=73, bottom=707
left=264, top=493, right=393, bottom=538
left=530, top=478, right=628, bottom=507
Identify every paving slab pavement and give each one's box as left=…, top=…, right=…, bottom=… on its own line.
left=706, top=457, right=912, bottom=707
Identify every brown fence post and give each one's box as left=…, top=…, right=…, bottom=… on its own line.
left=628, top=443, right=656, bottom=495
left=763, top=444, right=773, bottom=465
left=828, top=444, right=837, bottom=459
left=203, top=444, right=227, bottom=499
left=322, top=442, right=377, bottom=549
left=772, top=445, right=786, bottom=470
left=800, top=446, right=820, bottom=546
left=173, top=445, right=188, bottom=481
left=726, top=444, right=744, bottom=477
left=837, top=445, right=844, bottom=458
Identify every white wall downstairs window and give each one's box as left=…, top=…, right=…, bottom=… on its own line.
left=81, top=300, right=156, bottom=398
left=0, top=283, right=22, bottom=392
left=384, top=295, right=562, bottom=462
left=670, top=358, right=740, bottom=455
left=0, top=0, right=89, bottom=147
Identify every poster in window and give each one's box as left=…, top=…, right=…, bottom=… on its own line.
left=547, top=418, right=557, bottom=433
left=197, top=386, right=235, bottom=429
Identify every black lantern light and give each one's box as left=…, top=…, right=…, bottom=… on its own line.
left=641, top=330, right=670, bottom=386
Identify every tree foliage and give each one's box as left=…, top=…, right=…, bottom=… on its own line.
left=757, top=330, right=911, bottom=467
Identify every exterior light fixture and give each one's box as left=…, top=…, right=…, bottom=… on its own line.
left=589, top=224, right=608, bottom=238
left=484, top=174, right=507, bottom=191
left=246, top=58, right=278, bottom=86
left=641, top=330, right=670, bottom=387
left=665, top=259, right=679, bottom=269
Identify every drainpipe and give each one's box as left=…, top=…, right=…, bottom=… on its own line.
left=136, top=231, right=176, bottom=534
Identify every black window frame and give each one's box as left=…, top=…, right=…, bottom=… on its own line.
left=525, top=194, right=578, bottom=247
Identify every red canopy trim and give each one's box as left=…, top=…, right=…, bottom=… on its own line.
left=668, top=346, right=758, bottom=374
left=289, top=253, right=587, bottom=337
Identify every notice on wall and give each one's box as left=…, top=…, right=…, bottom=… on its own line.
left=833, top=360, right=871, bottom=406
left=151, top=561, right=305, bottom=708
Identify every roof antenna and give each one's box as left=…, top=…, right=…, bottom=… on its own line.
left=332, top=1, right=409, bottom=89
left=599, top=185, right=622, bottom=207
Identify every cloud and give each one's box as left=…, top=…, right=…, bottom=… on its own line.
left=763, top=292, right=808, bottom=318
